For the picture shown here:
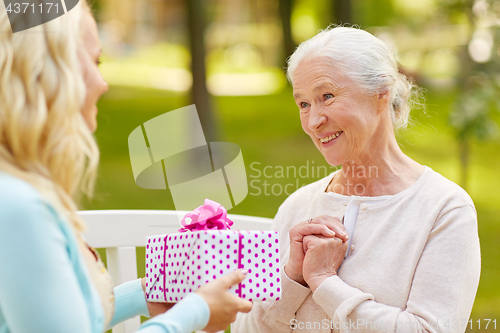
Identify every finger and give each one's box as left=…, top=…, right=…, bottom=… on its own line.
left=218, top=269, right=248, bottom=289
left=326, top=224, right=348, bottom=241
left=312, top=233, right=348, bottom=243
left=313, top=216, right=349, bottom=241
left=302, top=237, right=310, bottom=252
left=304, top=234, right=344, bottom=251
left=225, top=294, right=253, bottom=312
left=302, top=235, right=316, bottom=243
left=292, top=224, right=336, bottom=239
left=302, top=234, right=323, bottom=251
left=342, top=239, right=349, bottom=254
left=237, top=299, right=253, bottom=313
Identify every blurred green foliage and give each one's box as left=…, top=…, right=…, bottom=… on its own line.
left=352, top=0, right=396, bottom=27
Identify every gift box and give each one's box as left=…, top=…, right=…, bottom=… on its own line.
left=145, top=200, right=282, bottom=303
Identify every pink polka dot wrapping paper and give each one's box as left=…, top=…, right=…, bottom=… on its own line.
left=145, top=230, right=281, bottom=303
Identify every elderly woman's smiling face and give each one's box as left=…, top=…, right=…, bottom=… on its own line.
left=293, top=57, right=388, bottom=166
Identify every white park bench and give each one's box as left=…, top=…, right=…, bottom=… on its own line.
left=78, top=210, right=273, bottom=333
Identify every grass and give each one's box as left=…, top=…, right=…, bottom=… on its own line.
left=89, top=85, right=500, bottom=330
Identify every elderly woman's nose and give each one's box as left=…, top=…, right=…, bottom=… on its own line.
left=308, top=108, right=327, bottom=131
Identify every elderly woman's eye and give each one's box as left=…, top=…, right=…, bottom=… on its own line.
left=324, top=93, right=334, bottom=100
left=300, top=102, right=310, bottom=108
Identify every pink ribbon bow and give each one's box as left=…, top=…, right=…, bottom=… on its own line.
left=179, top=199, right=234, bottom=232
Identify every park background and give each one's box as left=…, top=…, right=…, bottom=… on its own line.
left=84, top=0, right=500, bottom=331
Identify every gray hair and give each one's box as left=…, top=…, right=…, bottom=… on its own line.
left=286, top=26, right=421, bottom=131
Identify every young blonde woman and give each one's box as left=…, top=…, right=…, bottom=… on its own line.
left=0, top=2, right=252, bottom=332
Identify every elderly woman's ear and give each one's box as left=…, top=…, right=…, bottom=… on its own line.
left=376, top=91, right=391, bottom=115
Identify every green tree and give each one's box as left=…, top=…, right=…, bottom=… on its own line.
left=333, top=0, right=352, bottom=24
left=187, top=0, right=216, bottom=141
left=442, top=0, right=500, bottom=190
left=279, top=0, right=296, bottom=67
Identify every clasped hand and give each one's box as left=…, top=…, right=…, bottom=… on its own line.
left=284, top=216, right=348, bottom=292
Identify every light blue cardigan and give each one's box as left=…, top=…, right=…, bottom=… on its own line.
left=0, top=173, right=209, bottom=333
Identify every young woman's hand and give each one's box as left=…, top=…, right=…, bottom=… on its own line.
left=196, top=269, right=253, bottom=332
left=141, top=278, right=175, bottom=317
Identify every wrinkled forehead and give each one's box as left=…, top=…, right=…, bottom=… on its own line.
left=292, top=56, right=350, bottom=94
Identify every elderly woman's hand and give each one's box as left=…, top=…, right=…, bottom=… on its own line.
left=285, top=216, right=348, bottom=286
left=302, top=234, right=348, bottom=292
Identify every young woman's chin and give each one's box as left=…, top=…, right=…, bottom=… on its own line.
left=81, top=106, right=98, bottom=133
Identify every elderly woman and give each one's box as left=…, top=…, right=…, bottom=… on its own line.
left=233, top=27, right=480, bottom=332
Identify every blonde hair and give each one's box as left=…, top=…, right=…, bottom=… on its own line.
left=287, top=26, right=421, bottom=132
left=0, top=1, right=99, bottom=231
